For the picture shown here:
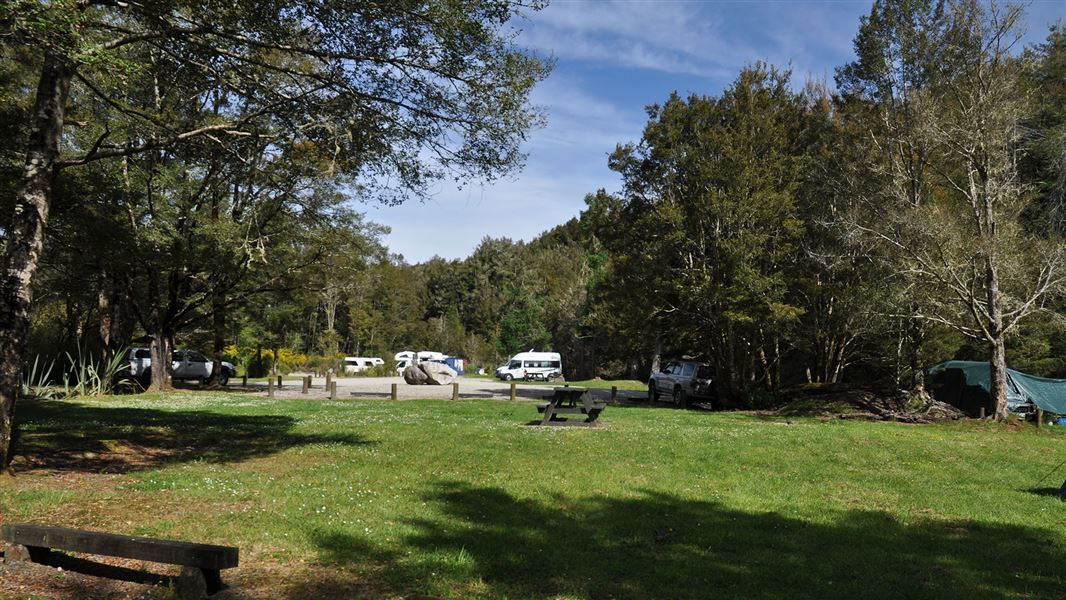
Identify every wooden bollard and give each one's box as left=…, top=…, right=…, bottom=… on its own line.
left=980, top=407, right=986, bottom=419
left=611, top=386, right=618, bottom=403
left=510, top=382, right=516, bottom=401
left=241, top=374, right=247, bottom=387
left=301, top=377, right=308, bottom=394
left=277, top=375, right=282, bottom=389
left=452, top=382, right=459, bottom=401
left=391, top=383, right=398, bottom=401
left=326, top=372, right=332, bottom=390
left=267, top=377, right=274, bottom=398
left=1038, top=408, right=1044, bottom=429
left=330, top=381, right=337, bottom=400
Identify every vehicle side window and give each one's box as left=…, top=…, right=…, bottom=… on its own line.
left=663, top=362, right=677, bottom=375
left=171, top=351, right=181, bottom=361
left=188, top=352, right=208, bottom=362
left=681, top=363, right=695, bottom=377
left=550, top=361, right=560, bottom=368
left=134, top=349, right=150, bottom=359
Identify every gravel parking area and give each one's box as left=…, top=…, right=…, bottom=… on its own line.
left=244, top=376, right=562, bottom=401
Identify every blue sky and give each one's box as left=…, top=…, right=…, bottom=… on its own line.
left=364, top=0, right=1066, bottom=264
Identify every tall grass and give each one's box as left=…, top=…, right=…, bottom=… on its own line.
left=21, top=354, right=56, bottom=400
left=62, top=345, right=130, bottom=397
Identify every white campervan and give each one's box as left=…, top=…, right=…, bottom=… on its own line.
left=344, top=356, right=384, bottom=373
left=495, top=351, right=562, bottom=381
left=394, top=350, right=446, bottom=374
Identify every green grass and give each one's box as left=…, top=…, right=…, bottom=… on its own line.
left=4, top=392, right=1066, bottom=599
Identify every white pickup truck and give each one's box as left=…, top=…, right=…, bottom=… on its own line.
left=129, top=348, right=236, bottom=386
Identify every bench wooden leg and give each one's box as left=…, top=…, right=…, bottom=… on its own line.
left=203, top=568, right=223, bottom=595
left=3, top=544, right=52, bottom=564
left=176, top=566, right=224, bottom=598
left=177, top=566, right=207, bottom=599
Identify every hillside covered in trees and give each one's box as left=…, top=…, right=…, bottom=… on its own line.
left=6, top=0, right=1066, bottom=420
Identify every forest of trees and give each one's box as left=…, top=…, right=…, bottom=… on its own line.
left=2, top=0, right=1065, bottom=469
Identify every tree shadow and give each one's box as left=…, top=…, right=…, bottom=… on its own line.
left=10, top=399, right=373, bottom=474
left=305, top=481, right=1065, bottom=599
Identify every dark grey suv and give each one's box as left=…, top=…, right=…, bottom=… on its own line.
left=648, top=361, right=717, bottom=408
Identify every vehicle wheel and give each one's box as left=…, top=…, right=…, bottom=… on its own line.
left=504, top=374, right=513, bottom=381
left=648, top=382, right=658, bottom=402
left=672, top=386, right=688, bottom=408
left=219, top=372, right=229, bottom=386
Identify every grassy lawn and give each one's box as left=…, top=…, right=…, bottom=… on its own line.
left=2, top=392, right=1065, bottom=599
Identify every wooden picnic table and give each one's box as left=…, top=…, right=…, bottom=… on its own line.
left=537, top=386, right=605, bottom=425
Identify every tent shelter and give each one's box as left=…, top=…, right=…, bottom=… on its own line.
left=928, top=361, right=1066, bottom=416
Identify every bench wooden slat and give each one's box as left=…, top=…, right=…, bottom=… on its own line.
left=1, top=524, right=238, bottom=570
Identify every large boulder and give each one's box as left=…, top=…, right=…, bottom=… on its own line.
left=403, top=364, right=429, bottom=385
left=420, top=361, right=458, bottom=385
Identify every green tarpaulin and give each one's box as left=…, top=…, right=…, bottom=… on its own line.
left=928, top=361, right=1066, bottom=415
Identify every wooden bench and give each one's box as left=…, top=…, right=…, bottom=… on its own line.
left=1, top=523, right=238, bottom=598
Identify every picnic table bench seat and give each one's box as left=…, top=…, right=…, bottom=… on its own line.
left=1, top=523, right=238, bottom=598
left=536, top=387, right=605, bottom=425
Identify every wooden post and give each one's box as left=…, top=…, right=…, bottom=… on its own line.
left=326, top=372, right=332, bottom=390
left=1037, top=408, right=1044, bottom=429
left=330, top=381, right=337, bottom=400
left=611, top=386, right=618, bottom=403
left=980, top=406, right=986, bottom=419
left=267, top=377, right=274, bottom=398
left=276, top=375, right=282, bottom=389
left=391, top=383, right=397, bottom=401
left=510, top=382, right=516, bottom=401
left=452, top=382, right=459, bottom=401
left=301, top=377, right=308, bottom=394
left=241, top=374, right=247, bottom=387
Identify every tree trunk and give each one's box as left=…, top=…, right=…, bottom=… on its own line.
left=989, top=335, right=1009, bottom=420
left=148, top=331, right=172, bottom=390
left=987, top=259, right=1009, bottom=420
left=908, top=310, right=925, bottom=393
left=649, top=330, right=661, bottom=377
left=206, top=293, right=225, bottom=387
left=0, top=52, right=71, bottom=471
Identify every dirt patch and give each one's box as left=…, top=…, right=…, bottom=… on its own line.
left=0, top=553, right=405, bottom=600
left=0, top=553, right=174, bottom=600
left=771, top=384, right=965, bottom=423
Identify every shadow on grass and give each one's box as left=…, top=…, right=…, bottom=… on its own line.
left=11, top=399, right=372, bottom=474
left=1026, top=486, right=1066, bottom=499
left=299, top=481, right=1065, bottom=600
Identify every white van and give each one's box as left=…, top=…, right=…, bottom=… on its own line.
left=344, top=357, right=384, bottom=373
left=394, top=350, right=445, bottom=374
left=495, top=351, right=562, bottom=381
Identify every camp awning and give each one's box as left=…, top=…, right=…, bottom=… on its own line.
left=928, top=360, right=1066, bottom=414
